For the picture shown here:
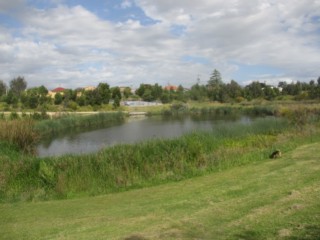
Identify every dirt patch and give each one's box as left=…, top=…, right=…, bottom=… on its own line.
left=278, top=228, right=292, bottom=237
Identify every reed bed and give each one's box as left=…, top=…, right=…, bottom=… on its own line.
left=0, top=119, right=40, bottom=153
left=1, top=104, right=320, bottom=202
left=35, top=111, right=126, bottom=136
left=0, top=117, right=303, bottom=202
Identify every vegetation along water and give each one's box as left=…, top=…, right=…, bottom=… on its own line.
left=1, top=94, right=320, bottom=239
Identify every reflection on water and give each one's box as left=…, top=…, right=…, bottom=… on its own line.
left=37, top=115, right=253, bottom=157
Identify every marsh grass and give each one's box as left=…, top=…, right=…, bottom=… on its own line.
left=0, top=117, right=305, bottom=202
left=35, top=111, right=125, bottom=136
left=0, top=119, right=40, bottom=153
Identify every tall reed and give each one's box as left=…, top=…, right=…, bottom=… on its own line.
left=35, top=112, right=126, bottom=136
left=0, top=119, right=40, bottom=153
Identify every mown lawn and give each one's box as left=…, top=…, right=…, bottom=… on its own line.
left=1, top=142, right=320, bottom=240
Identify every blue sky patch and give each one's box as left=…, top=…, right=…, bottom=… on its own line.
left=232, top=62, right=284, bottom=82
left=181, top=55, right=210, bottom=65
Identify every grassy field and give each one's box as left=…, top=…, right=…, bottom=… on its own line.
left=1, top=142, right=319, bottom=239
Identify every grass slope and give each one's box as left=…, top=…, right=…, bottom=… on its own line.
left=1, top=143, right=320, bottom=240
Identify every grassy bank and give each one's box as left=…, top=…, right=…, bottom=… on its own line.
left=1, top=142, right=319, bottom=239
left=1, top=116, right=320, bottom=203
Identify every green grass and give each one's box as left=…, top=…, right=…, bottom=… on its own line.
left=1, top=142, right=319, bottom=239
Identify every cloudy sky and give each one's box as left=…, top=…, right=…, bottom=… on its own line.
left=0, top=0, right=319, bottom=90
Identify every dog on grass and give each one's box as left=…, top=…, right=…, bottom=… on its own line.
left=270, top=150, right=281, bottom=159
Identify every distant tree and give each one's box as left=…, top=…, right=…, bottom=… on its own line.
left=225, top=80, right=243, bottom=100
left=76, top=95, right=86, bottom=106
left=207, top=69, right=224, bottom=101
left=263, top=86, right=277, bottom=100
left=174, top=85, right=186, bottom=102
left=244, top=81, right=264, bottom=100
left=111, top=87, right=122, bottom=101
left=5, top=90, right=18, bottom=105
left=135, top=84, right=161, bottom=102
left=97, top=83, right=111, bottom=104
left=0, top=80, right=7, bottom=97
left=10, top=76, right=27, bottom=97
left=123, top=87, right=132, bottom=99
left=208, top=69, right=223, bottom=87
left=54, top=92, right=63, bottom=105
left=142, top=89, right=155, bottom=102
left=113, top=95, right=120, bottom=109
left=135, top=84, right=146, bottom=97
left=317, top=76, right=320, bottom=85
left=160, top=90, right=171, bottom=103
left=38, top=85, right=50, bottom=105
left=27, top=92, right=39, bottom=109
left=189, top=83, right=207, bottom=101
left=151, top=83, right=163, bottom=100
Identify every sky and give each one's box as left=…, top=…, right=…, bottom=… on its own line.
left=0, top=0, right=319, bottom=90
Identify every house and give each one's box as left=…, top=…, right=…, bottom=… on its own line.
left=164, top=85, right=178, bottom=91
left=48, top=87, right=65, bottom=98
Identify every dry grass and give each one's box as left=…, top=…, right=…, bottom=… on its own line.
left=0, top=119, right=39, bottom=153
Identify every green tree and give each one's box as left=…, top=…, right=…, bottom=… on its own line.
left=0, top=80, right=7, bottom=97
left=208, top=69, right=223, bottom=87
left=123, top=87, right=132, bottom=99
left=113, top=95, right=120, bottom=109
left=54, top=92, right=63, bottom=105
left=244, top=81, right=264, bottom=100
left=160, top=90, right=172, bottom=103
left=111, top=87, right=122, bottom=101
left=5, top=90, right=18, bottom=106
left=189, top=83, right=207, bottom=101
left=38, top=85, right=50, bottom=105
left=135, top=84, right=146, bottom=97
left=142, top=89, right=154, bottom=102
left=28, top=92, right=39, bottom=109
left=10, top=76, right=27, bottom=98
left=225, top=80, right=243, bottom=100
left=97, top=83, right=111, bottom=104
left=207, top=69, right=224, bottom=101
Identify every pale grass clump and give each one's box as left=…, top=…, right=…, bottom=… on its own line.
left=0, top=119, right=40, bottom=153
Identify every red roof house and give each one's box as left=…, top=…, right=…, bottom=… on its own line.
left=52, top=87, right=65, bottom=92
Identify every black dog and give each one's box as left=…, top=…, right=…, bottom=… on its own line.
left=270, top=150, right=281, bottom=159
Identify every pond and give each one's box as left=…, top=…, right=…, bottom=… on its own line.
left=37, top=114, right=255, bottom=157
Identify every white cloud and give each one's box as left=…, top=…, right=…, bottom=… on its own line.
left=0, top=0, right=25, bottom=13
left=0, top=1, right=319, bottom=89
left=121, top=0, right=133, bottom=9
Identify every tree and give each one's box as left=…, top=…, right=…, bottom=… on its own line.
left=189, top=83, right=207, bottom=101
left=123, top=87, right=132, bottom=99
left=207, top=69, right=224, bottom=101
left=54, top=92, right=63, bottom=105
left=225, top=80, right=243, bottom=100
left=113, top=95, right=120, bottom=109
left=244, top=81, right=264, bottom=100
left=208, top=69, right=223, bottom=87
left=5, top=90, right=18, bottom=105
left=111, top=87, right=122, bottom=101
left=97, top=83, right=111, bottom=104
left=0, top=80, right=7, bottom=97
left=10, top=76, right=27, bottom=97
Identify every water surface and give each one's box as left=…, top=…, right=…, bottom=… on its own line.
left=37, top=115, right=253, bottom=157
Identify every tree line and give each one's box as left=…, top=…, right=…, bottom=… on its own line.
left=1, top=70, right=320, bottom=111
